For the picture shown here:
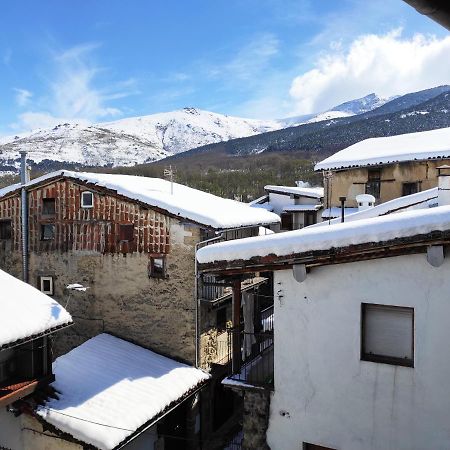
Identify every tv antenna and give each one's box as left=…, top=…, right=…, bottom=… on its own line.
left=164, top=165, right=177, bottom=195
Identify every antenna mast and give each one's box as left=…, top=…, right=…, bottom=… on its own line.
left=164, top=165, right=177, bottom=195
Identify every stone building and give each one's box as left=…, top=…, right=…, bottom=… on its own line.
left=0, top=269, right=72, bottom=450
left=197, top=180, right=450, bottom=449
left=0, top=168, right=279, bottom=449
left=315, top=126, right=450, bottom=215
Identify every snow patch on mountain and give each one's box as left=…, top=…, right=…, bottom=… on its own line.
left=0, top=108, right=282, bottom=171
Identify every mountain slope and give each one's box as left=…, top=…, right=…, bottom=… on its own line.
left=0, top=108, right=281, bottom=171
left=160, top=88, right=450, bottom=164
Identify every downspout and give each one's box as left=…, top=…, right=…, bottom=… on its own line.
left=20, top=151, right=30, bottom=283
left=194, top=232, right=223, bottom=368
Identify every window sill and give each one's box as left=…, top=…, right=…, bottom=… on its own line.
left=361, top=354, right=414, bottom=368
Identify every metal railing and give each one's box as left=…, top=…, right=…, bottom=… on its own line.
left=226, top=327, right=274, bottom=389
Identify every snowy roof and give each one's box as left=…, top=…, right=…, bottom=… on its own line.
left=37, top=334, right=210, bottom=450
left=0, top=171, right=280, bottom=229
left=283, top=204, right=322, bottom=213
left=197, top=205, right=450, bottom=265
left=321, top=207, right=358, bottom=219
left=315, top=188, right=438, bottom=227
left=0, top=269, right=72, bottom=349
left=264, top=185, right=324, bottom=199
left=315, top=127, right=450, bottom=171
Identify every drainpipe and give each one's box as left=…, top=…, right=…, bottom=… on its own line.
left=339, top=196, right=346, bottom=223
left=194, top=232, right=223, bottom=368
left=20, top=151, right=30, bottom=283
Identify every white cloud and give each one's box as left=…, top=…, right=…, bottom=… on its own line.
left=289, top=30, right=450, bottom=114
left=11, top=43, right=137, bottom=132
left=13, top=88, right=33, bottom=107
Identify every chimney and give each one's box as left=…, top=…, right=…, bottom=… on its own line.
left=437, top=165, right=450, bottom=206
left=19, top=150, right=30, bottom=185
left=356, top=194, right=375, bottom=212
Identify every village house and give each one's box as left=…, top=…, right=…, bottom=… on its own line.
left=0, top=159, right=280, bottom=448
left=315, top=126, right=450, bottom=218
left=196, top=168, right=450, bottom=450
left=250, top=183, right=323, bottom=231
left=0, top=268, right=72, bottom=450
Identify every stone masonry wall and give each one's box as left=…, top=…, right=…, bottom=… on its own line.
left=242, top=390, right=271, bottom=450
left=28, top=220, right=200, bottom=364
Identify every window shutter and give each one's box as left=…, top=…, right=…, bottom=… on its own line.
left=364, top=305, right=413, bottom=360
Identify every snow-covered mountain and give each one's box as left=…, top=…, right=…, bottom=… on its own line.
left=0, top=108, right=281, bottom=171
left=281, top=93, right=393, bottom=127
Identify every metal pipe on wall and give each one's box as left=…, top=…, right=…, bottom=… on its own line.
left=20, top=151, right=29, bottom=283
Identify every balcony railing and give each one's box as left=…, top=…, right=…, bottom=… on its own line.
left=225, top=305, right=274, bottom=389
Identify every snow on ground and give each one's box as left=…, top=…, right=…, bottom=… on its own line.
left=37, top=334, right=210, bottom=450
left=0, top=171, right=280, bottom=229
left=197, top=205, right=450, bottom=264
left=0, top=269, right=72, bottom=348
left=315, top=126, right=450, bottom=171
left=321, top=207, right=359, bottom=220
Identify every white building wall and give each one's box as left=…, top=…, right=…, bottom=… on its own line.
left=267, top=253, right=450, bottom=450
left=0, top=408, right=24, bottom=450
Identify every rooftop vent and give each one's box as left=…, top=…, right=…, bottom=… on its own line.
left=356, top=194, right=375, bottom=212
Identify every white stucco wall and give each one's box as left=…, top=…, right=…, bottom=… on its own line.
left=0, top=408, right=24, bottom=450
left=267, top=253, right=450, bottom=450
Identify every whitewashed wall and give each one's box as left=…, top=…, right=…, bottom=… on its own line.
left=0, top=408, right=24, bottom=450
left=267, top=253, right=450, bottom=450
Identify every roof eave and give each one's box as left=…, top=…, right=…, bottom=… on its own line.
left=197, top=230, right=450, bottom=276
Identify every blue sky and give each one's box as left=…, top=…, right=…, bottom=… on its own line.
left=1, top=0, right=449, bottom=134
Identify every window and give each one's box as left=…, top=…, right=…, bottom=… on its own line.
left=148, top=255, right=167, bottom=279
left=0, top=220, right=12, bottom=240
left=365, top=169, right=381, bottom=199
left=280, top=213, right=293, bottom=231
left=217, top=308, right=227, bottom=331
left=119, top=223, right=134, bottom=242
left=303, top=443, right=337, bottom=450
left=304, top=211, right=317, bottom=227
left=81, top=191, right=94, bottom=208
left=41, top=224, right=55, bottom=241
left=361, top=303, right=414, bottom=367
left=402, top=182, right=419, bottom=196
left=39, top=276, right=54, bottom=295
left=42, top=198, right=56, bottom=216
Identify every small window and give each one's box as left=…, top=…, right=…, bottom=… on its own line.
left=303, top=443, right=337, bottom=450
left=81, top=191, right=94, bottom=208
left=0, top=220, right=12, bottom=240
left=280, top=213, right=293, bottom=231
left=149, top=255, right=167, bottom=279
left=217, top=308, right=227, bottom=331
left=41, top=224, right=55, bottom=241
left=402, top=182, right=419, bottom=197
left=39, top=276, right=54, bottom=295
left=42, top=198, right=56, bottom=216
left=304, top=211, right=317, bottom=227
left=361, top=303, right=414, bottom=367
left=119, top=223, right=134, bottom=242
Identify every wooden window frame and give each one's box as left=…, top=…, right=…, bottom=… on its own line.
left=81, top=191, right=94, bottom=208
left=42, top=198, right=56, bottom=216
left=119, top=223, right=135, bottom=242
left=0, top=219, right=12, bottom=240
left=402, top=182, right=419, bottom=197
left=39, top=276, right=54, bottom=296
left=148, top=254, right=167, bottom=279
left=361, top=303, right=414, bottom=368
left=40, top=224, right=55, bottom=241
